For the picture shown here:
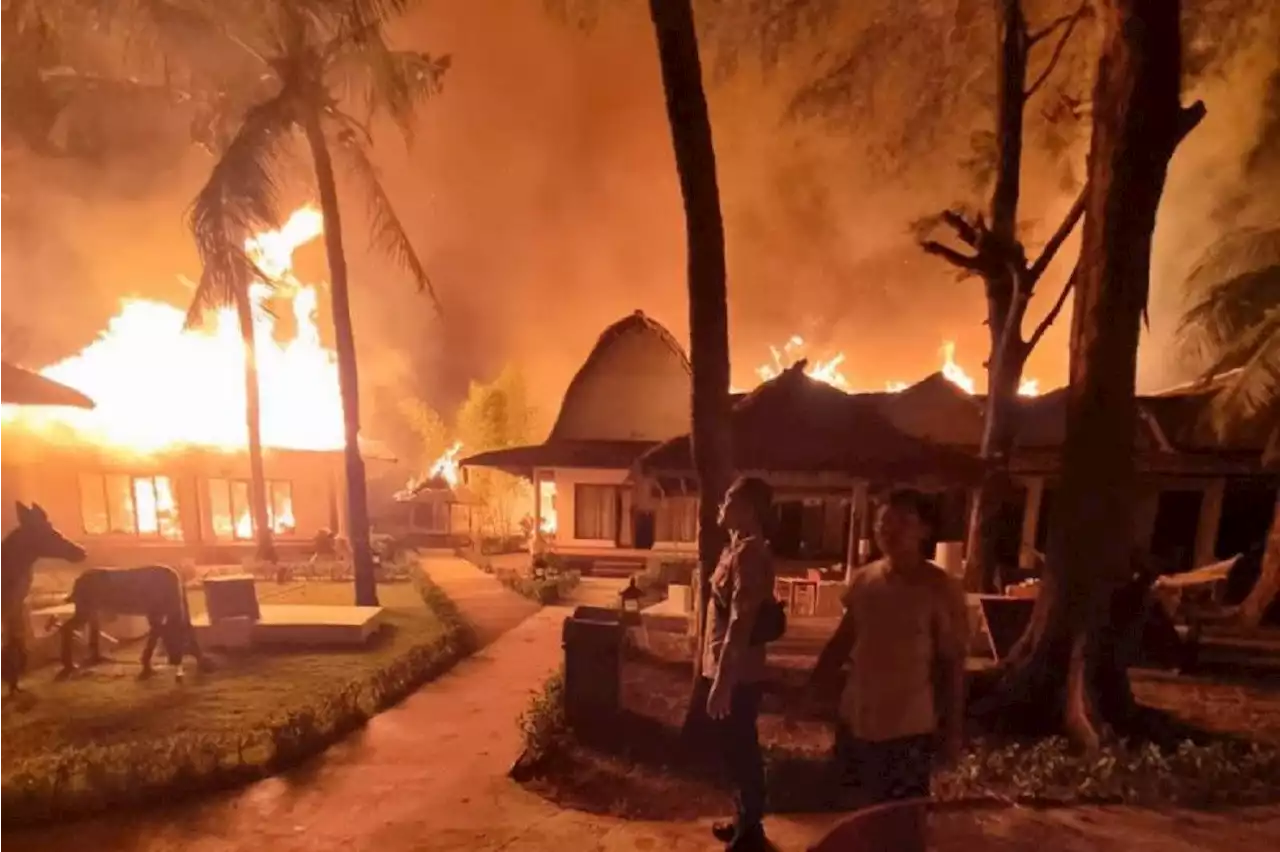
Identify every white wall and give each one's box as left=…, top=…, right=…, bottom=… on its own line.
left=538, top=466, right=696, bottom=553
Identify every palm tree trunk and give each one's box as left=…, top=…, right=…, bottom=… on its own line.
left=993, top=0, right=1203, bottom=747
left=236, top=289, right=277, bottom=564
left=302, top=105, right=379, bottom=607
left=646, top=0, right=733, bottom=719
left=1240, top=490, right=1280, bottom=629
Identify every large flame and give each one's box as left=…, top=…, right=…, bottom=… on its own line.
left=743, top=336, right=1041, bottom=397
left=429, top=441, right=463, bottom=489
left=538, top=480, right=558, bottom=536
left=0, top=207, right=344, bottom=454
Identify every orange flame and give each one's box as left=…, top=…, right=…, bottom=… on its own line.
left=1, top=207, right=344, bottom=454
left=429, top=441, right=463, bottom=489
left=745, top=337, right=1042, bottom=397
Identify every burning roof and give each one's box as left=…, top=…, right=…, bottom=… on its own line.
left=0, top=207, right=345, bottom=456
left=1, top=361, right=95, bottom=409
left=636, top=363, right=983, bottom=484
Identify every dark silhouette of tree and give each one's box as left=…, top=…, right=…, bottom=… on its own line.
left=645, top=1, right=734, bottom=712
left=993, top=0, right=1206, bottom=748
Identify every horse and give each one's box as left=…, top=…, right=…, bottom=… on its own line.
left=60, top=565, right=211, bottom=681
left=2, top=502, right=88, bottom=695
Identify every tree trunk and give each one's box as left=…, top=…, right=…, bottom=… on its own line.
left=303, top=106, right=379, bottom=607
left=995, top=0, right=1204, bottom=747
left=1240, top=491, right=1280, bottom=629
left=962, top=1, right=1030, bottom=592
left=646, top=0, right=733, bottom=716
left=236, top=289, right=277, bottom=565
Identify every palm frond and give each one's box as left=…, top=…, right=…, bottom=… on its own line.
left=329, top=117, right=442, bottom=314
left=1204, top=306, right=1280, bottom=436
left=329, top=30, right=449, bottom=144
left=1178, top=263, right=1280, bottom=365
left=186, top=88, right=299, bottom=327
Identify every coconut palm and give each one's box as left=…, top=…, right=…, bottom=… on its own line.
left=185, top=277, right=280, bottom=566
left=1179, top=225, right=1280, bottom=628
left=186, top=0, right=449, bottom=606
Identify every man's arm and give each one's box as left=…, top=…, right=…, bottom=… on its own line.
left=810, top=609, right=856, bottom=692
left=710, top=545, right=771, bottom=694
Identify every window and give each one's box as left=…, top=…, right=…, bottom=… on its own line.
left=655, top=496, right=697, bottom=543
left=574, top=484, right=618, bottom=541
left=79, top=473, right=182, bottom=539
left=207, top=478, right=295, bottom=540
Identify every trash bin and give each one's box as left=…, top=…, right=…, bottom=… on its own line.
left=562, top=606, right=625, bottom=729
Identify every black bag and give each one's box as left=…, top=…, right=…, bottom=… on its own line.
left=751, top=596, right=787, bottom=646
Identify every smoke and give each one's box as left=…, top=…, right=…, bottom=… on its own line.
left=2, top=0, right=1276, bottom=453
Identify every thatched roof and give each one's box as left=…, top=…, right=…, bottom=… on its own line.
left=548, top=310, right=692, bottom=443
left=636, top=363, right=982, bottom=484
left=462, top=439, right=655, bottom=478
left=1, top=361, right=95, bottom=409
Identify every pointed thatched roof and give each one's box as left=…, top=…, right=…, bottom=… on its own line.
left=636, top=362, right=982, bottom=484
left=548, top=310, right=691, bottom=443
left=1, top=361, right=95, bottom=409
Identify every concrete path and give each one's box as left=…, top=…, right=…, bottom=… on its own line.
left=6, top=557, right=1278, bottom=851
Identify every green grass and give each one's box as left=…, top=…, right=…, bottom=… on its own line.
left=3, top=583, right=437, bottom=762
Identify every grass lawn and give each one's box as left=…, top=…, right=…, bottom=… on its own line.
left=2, top=580, right=452, bottom=776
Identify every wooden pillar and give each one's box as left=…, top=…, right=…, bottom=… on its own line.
left=532, top=468, right=543, bottom=544
left=844, top=483, right=859, bottom=582
left=1193, top=478, right=1226, bottom=568
left=845, top=482, right=870, bottom=581
left=1132, top=485, right=1160, bottom=555
left=1018, top=476, right=1045, bottom=570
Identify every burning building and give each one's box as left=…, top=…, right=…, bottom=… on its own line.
left=0, top=208, right=398, bottom=569
left=463, top=311, right=1277, bottom=580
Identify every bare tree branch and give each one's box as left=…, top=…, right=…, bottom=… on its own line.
left=922, top=240, right=984, bottom=272
left=1026, top=2, right=1088, bottom=97
left=1027, top=185, right=1087, bottom=283
left=1026, top=265, right=1078, bottom=353
left=1028, top=2, right=1088, bottom=45
left=941, top=209, right=980, bottom=247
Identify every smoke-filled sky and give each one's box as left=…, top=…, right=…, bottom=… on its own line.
left=2, top=0, right=1277, bottom=444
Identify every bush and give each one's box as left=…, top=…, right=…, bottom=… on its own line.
left=933, top=735, right=1280, bottom=808
left=494, top=568, right=582, bottom=605
left=511, top=669, right=569, bottom=779
left=1, top=573, right=475, bottom=827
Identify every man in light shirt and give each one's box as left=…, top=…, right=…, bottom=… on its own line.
left=807, top=487, right=969, bottom=804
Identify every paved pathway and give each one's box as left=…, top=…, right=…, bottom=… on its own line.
left=6, top=557, right=1278, bottom=851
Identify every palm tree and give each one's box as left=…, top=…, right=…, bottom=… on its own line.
left=185, top=277, right=279, bottom=565
left=1179, top=226, right=1280, bottom=629
left=186, top=0, right=448, bottom=606
left=645, top=0, right=733, bottom=730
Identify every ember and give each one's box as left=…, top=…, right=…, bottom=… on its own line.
left=0, top=207, right=344, bottom=454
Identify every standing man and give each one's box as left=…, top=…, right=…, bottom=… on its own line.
left=807, top=488, right=969, bottom=805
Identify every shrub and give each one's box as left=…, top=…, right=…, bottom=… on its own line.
left=511, top=669, right=569, bottom=779
left=494, top=568, right=581, bottom=605
left=1, top=574, right=475, bottom=827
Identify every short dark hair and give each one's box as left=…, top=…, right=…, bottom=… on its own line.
left=877, top=487, right=935, bottom=528
left=729, top=475, right=774, bottom=527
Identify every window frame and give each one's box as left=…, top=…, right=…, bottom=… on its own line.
left=77, top=472, right=183, bottom=540
left=206, top=477, right=297, bottom=541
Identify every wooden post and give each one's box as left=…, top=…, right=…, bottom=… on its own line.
left=1192, top=478, right=1226, bottom=568
left=532, top=468, right=543, bottom=546
left=844, top=482, right=861, bottom=583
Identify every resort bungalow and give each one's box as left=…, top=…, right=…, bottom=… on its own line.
left=463, top=311, right=1277, bottom=584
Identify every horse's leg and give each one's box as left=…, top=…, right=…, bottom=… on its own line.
left=138, top=615, right=161, bottom=680
left=86, top=615, right=107, bottom=664
left=58, top=612, right=87, bottom=678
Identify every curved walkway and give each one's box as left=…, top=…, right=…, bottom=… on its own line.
left=6, top=557, right=1277, bottom=851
